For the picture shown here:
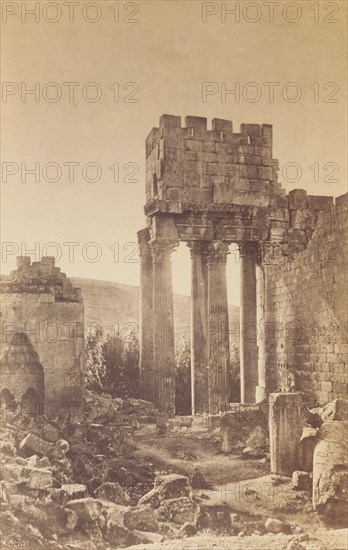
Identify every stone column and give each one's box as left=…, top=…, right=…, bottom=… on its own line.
left=151, top=240, right=177, bottom=416
left=239, top=243, right=258, bottom=403
left=206, top=241, right=230, bottom=413
left=137, top=229, right=154, bottom=403
left=269, top=392, right=302, bottom=476
left=256, top=261, right=266, bottom=402
left=189, top=242, right=208, bottom=415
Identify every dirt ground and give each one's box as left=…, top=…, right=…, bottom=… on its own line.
left=130, top=420, right=347, bottom=550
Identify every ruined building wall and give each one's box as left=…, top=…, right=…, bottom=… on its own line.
left=0, top=257, right=84, bottom=420
left=260, top=193, right=348, bottom=405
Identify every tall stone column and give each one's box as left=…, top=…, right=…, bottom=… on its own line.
left=189, top=242, right=208, bottom=415
left=256, top=261, right=266, bottom=402
left=206, top=241, right=230, bottom=413
left=239, top=243, right=258, bottom=403
left=137, top=229, right=154, bottom=403
left=151, top=240, right=177, bottom=416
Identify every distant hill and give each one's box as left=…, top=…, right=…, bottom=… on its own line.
left=71, top=277, right=240, bottom=341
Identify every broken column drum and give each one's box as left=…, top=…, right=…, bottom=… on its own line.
left=137, top=114, right=337, bottom=415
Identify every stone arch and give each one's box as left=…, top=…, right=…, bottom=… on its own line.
left=0, top=332, right=44, bottom=414
left=0, top=388, right=15, bottom=404
left=21, top=387, right=43, bottom=415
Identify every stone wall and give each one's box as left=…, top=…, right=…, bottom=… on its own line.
left=260, top=193, right=348, bottom=405
left=0, top=257, right=84, bottom=420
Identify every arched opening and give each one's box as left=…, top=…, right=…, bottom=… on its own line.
left=21, top=387, right=43, bottom=416
left=0, top=388, right=17, bottom=413
left=0, top=388, right=15, bottom=404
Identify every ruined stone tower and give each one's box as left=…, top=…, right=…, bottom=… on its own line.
left=138, top=115, right=348, bottom=415
left=0, top=256, right=85, bottom=420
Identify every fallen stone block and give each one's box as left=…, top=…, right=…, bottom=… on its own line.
left=19, top=433, right=62, bottom=459
left=154, top=473, right=192, bottom=500
left=66, top=498, right=106, bottom=527
left=265, top=517, right=287, bottom=533
left=123, top=505, right=159, bottom=532
left=292, top=470, right=312, bottom=491
left=21, top=466, right=53, bottom=490
left=196, top=503, right=232, bottom=533
left=105, top=514, right=137, bottom=547
left=1, top=463, right=23, bottom=482
left=178, top=522, right=197, bottom=538
left=155, top=496, right=198, bottom=525
left=320, top=398, right=348, bottom=422
left=313, top=421, right=348, bottom=520
left=299, top=427, right=317, bottom=472
left=188, top=467, right=206, bottom=490
left=94, top=481, right=130, bottom=504
left=61, top=484, right=87, bottom=501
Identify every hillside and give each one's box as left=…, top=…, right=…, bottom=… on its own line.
left=71, top=277, right=240, bottom=341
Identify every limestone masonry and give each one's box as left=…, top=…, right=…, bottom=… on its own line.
left=139, top=114, right=348, bottom=414
left=0, top=256, right=85, bottom=420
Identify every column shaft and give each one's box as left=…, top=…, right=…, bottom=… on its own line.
left=256, top=263, right=266, bottom=402
left=137, top=229, right=154, bottom=402
left=151, top=241, right=176, bottom=416
left=206, top=241, right=230, bottom=413
left=190, top=242, right=208, bottom=415
left=240, top=243, right=258, bottom=403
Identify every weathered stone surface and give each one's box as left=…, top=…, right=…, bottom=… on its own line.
left=320, top=399, right=348, bottom=422
left=292, top=470, right=312, bottom=491
left=313, top=421, right=348, bottom=520
left=154, top=474, right=192, bottom=500
left=21, top=466, right=53, bottom=490
left=196, top=503, right=232, bottom=532
left=178, top=522, right=197, bottom=538
left=156, top=497, right=198, bottom=525
left=61, top=484, right=87, bottom=500
left=65, top=498, right=105, bottom=526
left=123, top=505, right=159, bottom=532
left=138, top=487, right=161, bottom=509
left=19, top=433, right=61, bottom=459
left=188, top=467, right=206, bottom=490
left=94, top=482, right=130, bottom=504
left=221, top=404, right=266, bottom=454
left=299, top=427, right=317, bottom=472
left=265, top=517, right=287, bottom=533
left=0, top=256, right=84, bottom=421
left=269, top=393, right=302, bottom=476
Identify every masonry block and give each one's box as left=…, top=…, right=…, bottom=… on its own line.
left=185, top=116, right=207, bottom=130
left=212, top=118, right=233, bottom=132
left=307, top=195, right=334, bottom=211
left=288, top=189, right=307, bottom=210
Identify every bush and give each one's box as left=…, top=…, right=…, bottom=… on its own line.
left=85, top=327, right=140, bottom=398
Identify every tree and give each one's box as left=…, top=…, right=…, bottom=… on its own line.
left=85, top=326, right=140, bottom=398
left=175, top=334, right=191, bottom=415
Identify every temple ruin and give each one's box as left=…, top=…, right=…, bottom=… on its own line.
left=138, top=114, right=348, bottom=416
left=0, top=256, right=85, bottom=420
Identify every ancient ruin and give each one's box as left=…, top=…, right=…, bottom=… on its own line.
left=138, top=114, right=348, bottom=416
left=0, top=256, right=85, bottom=420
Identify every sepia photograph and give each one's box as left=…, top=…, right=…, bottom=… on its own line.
left=0, top=1, right=347, bottom=549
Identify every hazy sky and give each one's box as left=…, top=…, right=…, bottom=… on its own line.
left=1, top=0, right=347, bottom=304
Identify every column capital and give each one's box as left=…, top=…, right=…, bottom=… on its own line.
left=187, top=241, right=208, bottom=259
left=150, top=240, right=178, bottom=262
left=205, top=240, right=229, bottom=264
left=238, top=242, right=261, bottom=262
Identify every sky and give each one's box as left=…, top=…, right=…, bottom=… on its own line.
left=1, top=0, right=347, bottom=304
